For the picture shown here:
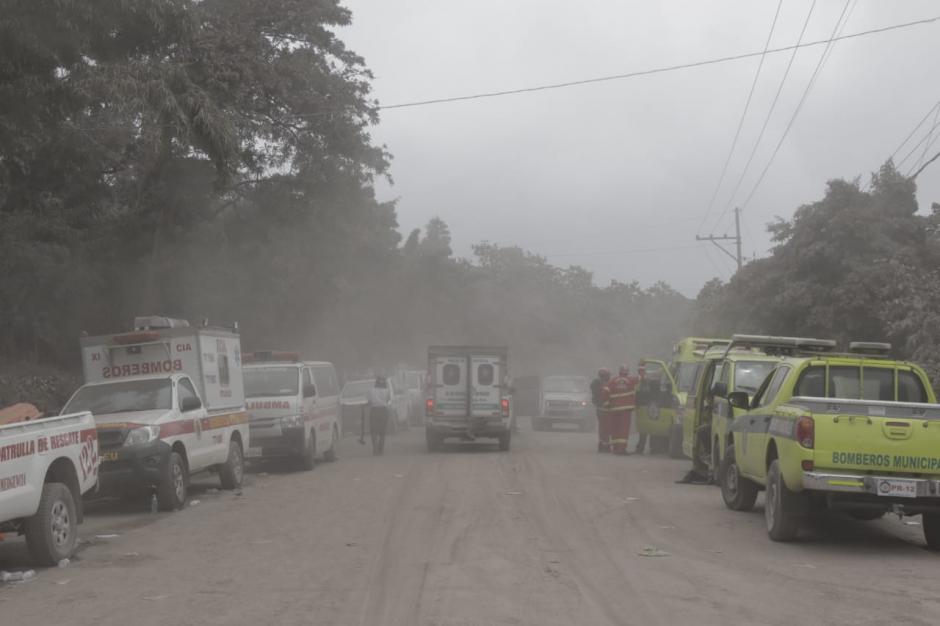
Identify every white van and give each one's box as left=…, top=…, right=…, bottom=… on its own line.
left=243, top=352, right=341, bottom=469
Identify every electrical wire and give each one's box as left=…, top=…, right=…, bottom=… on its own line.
left=897, top=115, right=940, bottom=169
left=740, top=0, right=854, bottom=212
left=711, top=0, right=819, bottom=232
left=542, top=243, right=701, bottom=258
left=890, top=99, right=940, bottom=160
left=696, top=0, right=783, bottom=236
left=380, top=15, right=940, bottom=111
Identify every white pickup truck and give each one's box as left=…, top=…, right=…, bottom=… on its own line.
left=0, top=411, right=99, bottom=565
left=60, top=316, right=249, bottom=511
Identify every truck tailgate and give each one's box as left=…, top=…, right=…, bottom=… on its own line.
left=793, top=397, right=940, bottom=475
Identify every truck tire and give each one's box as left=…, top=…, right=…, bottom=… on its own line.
left=498, top=430, right=511, bottom=452
left=25, top=482, right=78, bottom=566
left=667, top=424, right=684, bottom=459
left=426, top=428, right=441, bottom=452
left=923, top=514, right=940, bottom=550
left=219, top=439, right=244, bottom=490
left=298, top=431, right=317, bottom=471
left=720, top=444, right=758, bottom=511
left=766, top=459, right=801, bottom=541
left=323, top=425, right=339, bottom=462
left=157, top=452, right=187, bottom=511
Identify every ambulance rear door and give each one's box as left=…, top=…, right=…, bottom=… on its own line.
left=470, top=354, right=502, bottom=418
left=432, top=354, right=469, bottom=418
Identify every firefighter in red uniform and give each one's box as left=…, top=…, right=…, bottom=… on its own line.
left=590, top=368, right=612, bottom=452
left=606, top=365, right=639, bottom=455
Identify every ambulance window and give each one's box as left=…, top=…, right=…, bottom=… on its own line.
left=675, top=362, right=700, bottom=393
left=828, top=366, right=861, bottom=399
left=718, top=362, right=731, bottom=388
left=862, top=368, right=894, bottom=401
left=443, top=364, right=461, bottom=386
left=794, top=366, right=825, bottom=398
left=218, top=355, right=230, bottom=386
left=898, top=370, right=928, bottom=403
left=478, top=363, right=494, bottom=386
left=178, top=379, right=199, bottom=411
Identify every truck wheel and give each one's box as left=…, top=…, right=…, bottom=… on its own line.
left=219, top=439, right=244, bottom=490
left=498, top=430, right=511, bottom=452
left=157, top=452, right=187, bottom=511
left=923, top=514, right=940, bottom=550
left=299, top=431, right=317, bottom=471
left=25, top=482, right=78, bottom=566
left=426, top=429, right=441, bottom=452
left=668, top=424, right=684, bottom=459
left=720, top=445, right=758, bottom=511
left=766, top=459, right=801, bottom=541
left=324, top=426, right=339, bottom=462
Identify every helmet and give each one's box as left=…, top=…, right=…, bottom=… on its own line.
left=598, top=367, right=611, bottom=380
left=619, top=365, right=630, bottom=376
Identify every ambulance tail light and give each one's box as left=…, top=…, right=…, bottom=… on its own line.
left=795, top=416, right=814, bottom=449
left=113, top=331, right=161, bottom=345
left=426, top=398, right=435, bottom=416
left=801, top=460, right=814, bottom=471
left=501, top=398, right=511, bottom=417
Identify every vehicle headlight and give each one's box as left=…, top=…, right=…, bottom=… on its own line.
left=580, top=401, right=588, bottom=406
left=124, top=425, right=160, bottom=446
left=280, top=414, right=304, bottom=428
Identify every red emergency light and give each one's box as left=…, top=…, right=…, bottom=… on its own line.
left=113, top=331, right=161, bottom=345
left=501, top=398, right=510, bottom=417
left=244, top=350, right=300, bottom=363
left=425, top=398, right=435, bottom=416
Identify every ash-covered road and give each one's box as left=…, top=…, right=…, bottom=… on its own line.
left=2, top=420, right=939, bottom=626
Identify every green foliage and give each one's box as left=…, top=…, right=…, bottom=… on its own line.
left=696, top=161, right=940, bottom=388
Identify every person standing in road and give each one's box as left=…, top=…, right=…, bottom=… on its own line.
left=606, top=365, right=639, bottom=456
left=368, top=374, right=392, bottom=455
left=590, top=368, right=612, bottom=452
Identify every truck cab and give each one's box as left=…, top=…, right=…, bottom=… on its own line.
left=425, top=346, right=512, bottom=452
left=534, top=375, right=592, bottom=432
left=62, top=316, right=249, bottom=511
left=243, top=353, right=340, bottom=470
left=718, top=341, right=940, bottom=547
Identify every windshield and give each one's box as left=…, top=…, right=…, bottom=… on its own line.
left=64, top=379, right=172, bottom=415
left=734, top=361, right=777, bottom=394
left=244, top=367, right=300, bottom=397
left=543, top=377, right=588, bottom=393
left=341, top=380, right=373, bottom=399
left=674, top=362, right=700, bottom=393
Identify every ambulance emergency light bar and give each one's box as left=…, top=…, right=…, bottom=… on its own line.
left=726, top=334, right=837, bottom=357
left=847, top=341, right=892, bottom=356
left=243, top=351, right=301, bottom=363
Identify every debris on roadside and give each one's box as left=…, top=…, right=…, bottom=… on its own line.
left=95, top=534, right=120, bottom=539
left=505, top=491, right=522, bottom=496
left=189, top=499, right=201, bottom=506
left=57, top=558, right=70, bottom=568
left=1, top=570, right=36, bottom=582
left=638, top=547, right=670, bottom=557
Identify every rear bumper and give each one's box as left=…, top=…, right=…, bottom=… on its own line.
left=428, top=418, right=509, bottom=438
left=803, top=471, right=940, bottom=498
left=97, top=440, right=171, bottom=493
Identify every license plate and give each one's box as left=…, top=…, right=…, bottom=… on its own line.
left=100, top=451, right=120, bottom=462
left=876, top=478, right=918, bottom=498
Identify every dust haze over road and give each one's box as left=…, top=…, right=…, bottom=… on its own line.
left=3, top=425, right=937, bottom=626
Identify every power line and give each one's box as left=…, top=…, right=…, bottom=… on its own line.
left=543, top=243, right=701, bottom=258
left=897, top=115, right=940, bottom=169
left=740, top=0, right=854, bottom=212
left=379, top=15, right=940, bottom=111
left=696, top=0, right=783, bottom=236
left=712, top=0, right=819, bottom=231
left=890, top=99, right=940, bottom=160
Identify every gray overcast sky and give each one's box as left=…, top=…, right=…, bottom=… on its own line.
left=340, top=1, right=940, bottom=295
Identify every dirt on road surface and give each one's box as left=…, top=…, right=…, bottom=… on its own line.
left=2, top=420, right=939, bottom=626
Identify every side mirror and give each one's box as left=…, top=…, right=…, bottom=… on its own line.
left=181, top=396, right=202, bottom=412
left=711, top=382, right=728, bottom=398
left=303, top=383, right=317, bottom=398
left=727, top=391, right=750, bottom=410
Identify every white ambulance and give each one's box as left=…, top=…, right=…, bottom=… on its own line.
left=243, top=352, right=340, bottom=469
left=60, top=316, right=249, bottom=511
left=425, top=346, right=512, bottom=452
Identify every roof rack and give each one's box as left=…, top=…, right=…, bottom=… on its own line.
left=244, top=350, right=301, bottom=363
left=848, top=341, right=892, bottom=356
left=725, top=334, right=837, bottom=357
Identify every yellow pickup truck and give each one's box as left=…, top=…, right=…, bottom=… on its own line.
left=718, top=342, right=940, bottom=547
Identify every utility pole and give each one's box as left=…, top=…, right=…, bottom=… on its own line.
left=696, top=206, right=743, bottom=271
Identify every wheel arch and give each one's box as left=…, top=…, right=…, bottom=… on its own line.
left=44, top=457, right=82, bottom=523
